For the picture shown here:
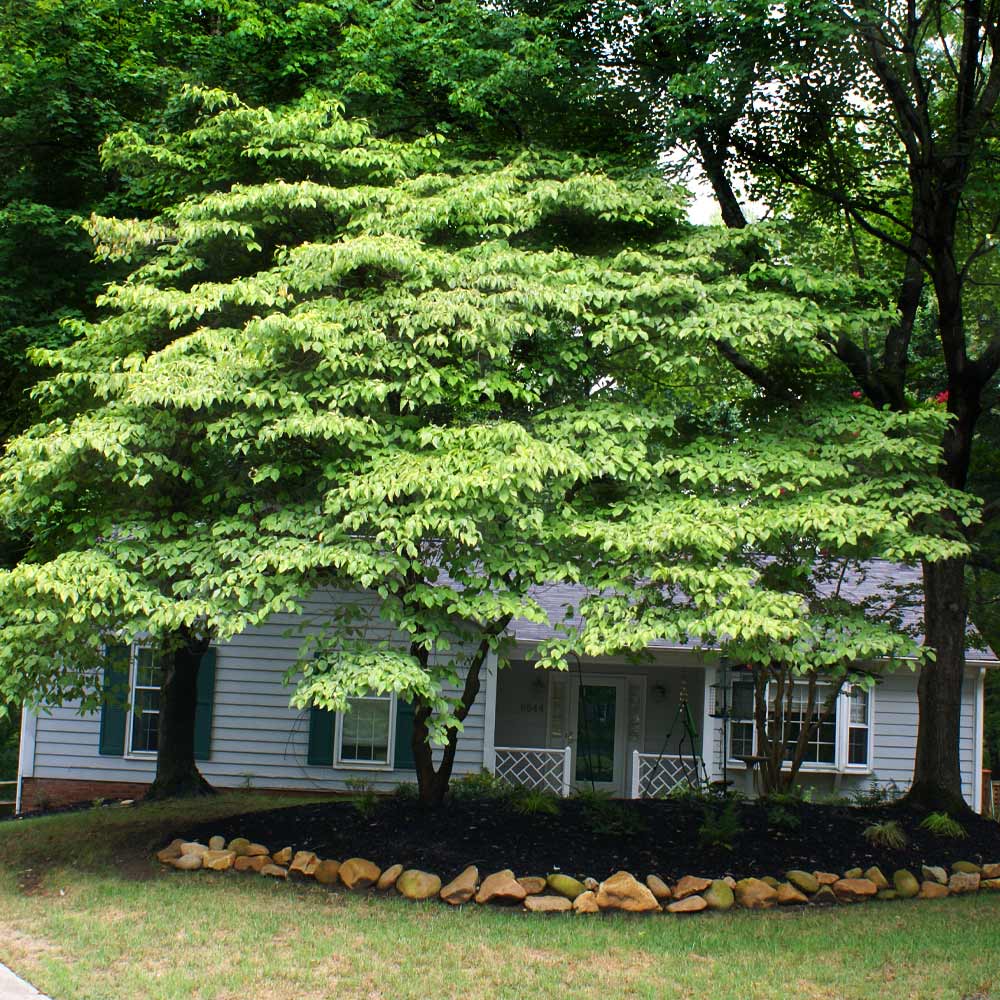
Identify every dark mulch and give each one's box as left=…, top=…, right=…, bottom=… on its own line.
left=178, top=795, right=1000, bottom=882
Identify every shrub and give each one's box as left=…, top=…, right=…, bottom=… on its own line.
left=345, top=777, right=378, bottom=818
left=697, top=800, right=742, bottom=851
left=767, top=804, right=801, bottom=834
left=850, top=780, right=901, bottom=808
left=577, top=792, right=648, bottom=837
left=919, top=811, right=968, bottom=839
left=449, top=770, right=514, bottom=802
left=512, top=788, right=560, bottom=816
left=863, top=819, right=908, bottom=850
left=392, top=781, right=418, bottom=800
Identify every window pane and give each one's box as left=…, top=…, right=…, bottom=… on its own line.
left=131, top=688, right=159, bottom=752
left=341, top=698, right=390, bottom=763
left=731, top=681, right=754, bottom=721
left=135, top=649, right=159, bottom=688
left=730, top=721, right=754, bottom=758
left=850, top=688, right=869, bottom=725
left=848, top=727, right=869, bottom=765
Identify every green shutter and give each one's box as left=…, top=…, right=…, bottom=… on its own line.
left=98, top=644, right=131, bottom=756
left=394, top=699, right=416, bottom=771
left=193, top=648, right=216, bottom=761
left=307, top=706, right=335, bottom=766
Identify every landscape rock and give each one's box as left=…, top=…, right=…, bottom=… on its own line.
left=703, top=880, right=735, bottom=912
left=339, top=858, right=381, bottom=890
left=272, top=847, right=293, bottom=866
left=583, top=877, right=599, bottom=891
left=227, top=837, right=252, bottom=856
left=260, top=864, right=288, bottom=878
left=646, top=875, right=672, bottom=901
left=918, top=880, right=949, bottom=899
left=289, top=851, right=319, bottom=876
left=441, top=866, right=479, bottom=905
left=208, top=835, right=226, bottom=851
left=734, top=878, right=777, bottom=910
left=786, top=871, right=819, bottom=895
left=524, top=895, right=572, bottom=913
left=951, top=861, right=980, bottom=875
left=876, top=889, right=898, bottom=901
left=667, top=895, right=707, bottom=914
left=573, top=890, right=599, bottom=914
left=171, top=853, right=203, bottom=871
left=313, top=860, right=341, bottom=885
left=833, top=878, right=878, bottom=903
left=180, top=842, right=209, bottom=858
left=517, top=877, right=546, bottom=896
left=246, top=843, right=270, bottom=857
left=722, top=876, right=737, bottom=889
left=813, top=871, right=839, bottom=886
left=673, top=875, right=711, bottom=899
left=776, top=883, right=808, bottom=905
left=156, top=839, right=185, bottom=864
left=893, top=870, right=920, bottom=898
left=982, top=878, right=1000, bottom=891
left=843, top=868, right=863, bottom=880
left=234, top=855, right=268, bottom=873
left=812, top=885, right=837, bottom=904
left=377, top=864, right=403, bottom=891
left=596, top=871, right=661, bottom=913
left=397, top=870, right=442, bottom=901
left=922, top=865, right=947, bottom=885
left=947, top=872, right=980, bottom=894
left=476, top=869, right=527, bottom=905
left=202, top=850, right=236, bottom=871
left=761, top=876, right=781, bottom=889
left=981, top=863, right=1000, bottom=879
left=864, top=867, right=889, bottom=890
left=546, top=874, right=587, bottom=901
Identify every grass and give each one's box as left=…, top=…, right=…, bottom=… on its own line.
left=0, top=795, right=998, bottom=1000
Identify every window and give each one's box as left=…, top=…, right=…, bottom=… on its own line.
left=128, top=647, right=160, bottom=755
left=727, top=678, right=873, bottom=772
left=336, top=693, right=395, bottom=767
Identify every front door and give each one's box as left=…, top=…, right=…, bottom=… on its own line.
left=567, top=676, right=627, bottom=795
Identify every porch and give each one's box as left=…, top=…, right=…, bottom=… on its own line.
left=487, top=657, right=713, bottom=799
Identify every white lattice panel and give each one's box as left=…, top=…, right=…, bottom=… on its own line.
left=635, top=754, right=699, bottom=799
left=494, top=747, right=567, bottom=796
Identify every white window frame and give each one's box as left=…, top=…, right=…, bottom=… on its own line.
left=125, top=644, right=160, bottom=760
left=334, top=692, right=397, bottom=771
left=727, top=679, right=874, bottom=775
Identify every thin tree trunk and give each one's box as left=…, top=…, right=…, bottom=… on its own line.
left=146, top=627, right=214, bottom=801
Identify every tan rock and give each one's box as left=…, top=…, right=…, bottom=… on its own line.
left=893, top=870, right=919, bottom=898
left=864, top=867, right=889, bottom=890
left=813, top=885, right=837, bottom=904
left=234, top=855, right=268, bottom=873
left=722, top=876, right=737, bottom=889
left=776, top=882, right=808, bottom=905
left=518, top=877, right=547, bottom=896
left=227, top=837, right=252, bottom=856
left=673, top=875, right=712, bottom=900
left=208, top=835, right=226, bottom=851
left=156, top=839, right=185, bottom=864
left=313, top=860, right=341, bottom=885
left=948, top=872, right=980, bottom=894
left=377, top=863, right=404, bottom=891
left=260, top=864, right=288, bottom=878
left=397, top=870, right=442, bottom=901
left=440, top=866, right=478, bottom=905
left=813, top=871, right=839, bottom=886
left=171, top=853, right=203, bottom=871
left=339, top=858, right=381, bottom=890
left=476, top=869, right=527, bottom=905
left=951, top=861, right=981, bottom=874
left=786, top=870, right=819, bottom=894
left=272, top=847, right=293, bottom=865
left=833, top=878, right=878, bottom=902
left=246, top=843, right=269, bottom=857
left=583, top=877, right=599, bottom=891
left=596, top=871, right=661, bottom=913
left=761, top=876, right=781, bottom=889
left=703, top=880, right=735, bottom=911
left=918, top=880, right=949, bottom=899
left=646, top=875, right=672, bottom=901
left=922, top=865, right=947, bottom=885
left=546, top=874, right=587, bottom=900
left=843, top=867, right=863, bottom=880
left=734, top=878, right=777, bottom=910
left=981, top=863, right=1000, bottom=879
left=289, top=851, right=319, bottom=876
left=982, top=878, right=1000, bottom=891
left=202, top=850, right=236, bottom=872
left=180, top=842, right=209, bottom=858
left=667, top=895, right=707, bottom=914
left=524, top=894, right=572, bottom=913
left=573, top=890, right=599, bottom=913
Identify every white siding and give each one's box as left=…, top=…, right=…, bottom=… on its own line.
left=31, top=589, right=491, bottom=795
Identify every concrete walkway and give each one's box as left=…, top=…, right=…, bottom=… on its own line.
left=0, top=963, right=51, bottom=1000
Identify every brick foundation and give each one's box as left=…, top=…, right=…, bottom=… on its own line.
left=20, top=777, right=152, bottom=812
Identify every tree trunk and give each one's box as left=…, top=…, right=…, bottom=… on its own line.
left=145, top=627, right=214, bottom=801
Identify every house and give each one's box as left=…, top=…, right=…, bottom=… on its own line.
left=15, top=564, right=996, bottom=813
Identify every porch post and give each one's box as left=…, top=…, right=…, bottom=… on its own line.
left=482, top=651, right=498, bottom=775
left=630, top=749, right=641, bottom=799
left=561, top=746, right=572, bottom=797
left=702, top=666, right=717, bottom=783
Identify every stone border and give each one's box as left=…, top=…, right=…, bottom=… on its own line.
left=156, top=838, right=1000, bottom=914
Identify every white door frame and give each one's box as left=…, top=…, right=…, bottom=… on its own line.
left=560, top=673, right=629, bottom=796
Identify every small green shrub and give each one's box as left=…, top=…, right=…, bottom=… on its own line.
left=573, top=787, right=614, bottom=807
left=512, top=788, right=560, bottom=816
left=764, top=787, right=806, bottom=809
left=919, top=811, right=968, bottom=839
left=697, top=800, right=742, bottom=851
left=850, top=780, right=901, bottom=808
left=578, top=795, right=648, bottom=837
left=449, top=770, right=514, bottom=802
left=392, top=781, right=418, bottom=800
left=345, top=777, right=378, bottom=818
left=767, top=803, right=801, bottom=834
left=863, top=819, right=908, bottom=850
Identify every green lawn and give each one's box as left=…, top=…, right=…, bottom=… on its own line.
left=1, top=794, right=998, bottom=1000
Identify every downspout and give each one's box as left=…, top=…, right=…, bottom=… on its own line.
left=15, top=705, right=37, bottom=815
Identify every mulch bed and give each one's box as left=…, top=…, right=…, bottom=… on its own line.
left=177, top=795, right=1000, bottom=882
